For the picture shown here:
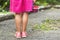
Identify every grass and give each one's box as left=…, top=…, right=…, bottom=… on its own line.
left=0, top=11, right=10, bottom=14
left=33, top=19, right=60, bottom=31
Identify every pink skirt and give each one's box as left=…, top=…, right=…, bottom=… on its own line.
left=10, top=0, right=33, bottom=14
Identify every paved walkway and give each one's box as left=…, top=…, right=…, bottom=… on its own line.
left=0, top=9, right=60, bottom=40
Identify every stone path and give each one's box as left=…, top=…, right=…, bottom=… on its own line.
left=0, top=9, right=60, bottom=40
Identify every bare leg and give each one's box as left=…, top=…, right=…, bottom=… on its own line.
left=22, top=12, right=28, bottom=32
left=15, top=14, right=22, bottom=32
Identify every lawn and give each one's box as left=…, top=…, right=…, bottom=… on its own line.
left=33, top=19, right=60, bottom=31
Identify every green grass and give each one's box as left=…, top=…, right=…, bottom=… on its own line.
left=33, top=19, right=60, bottom=31
left=0, top=11, right=10, bottom=14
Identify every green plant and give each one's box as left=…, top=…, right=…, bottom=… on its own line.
left=33, top=19, right=60, bottom=31
left=0, top=0, right=9, bottom=12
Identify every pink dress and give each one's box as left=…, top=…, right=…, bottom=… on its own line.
left=10, top=0, right=33, bottom=14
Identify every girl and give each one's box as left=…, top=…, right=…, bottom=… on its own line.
left=10, top=0, right=36, bottom=38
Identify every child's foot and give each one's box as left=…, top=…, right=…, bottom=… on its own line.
left=15, top=32, right=21, bottom=38
left=21, top=32, right=27, bottom=38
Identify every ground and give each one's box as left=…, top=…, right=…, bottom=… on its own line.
left=0, top=9, right=60, bottom=40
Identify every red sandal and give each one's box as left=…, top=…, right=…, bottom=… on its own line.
left=21, top=32, right=27, bottom=38
left=15, top=32, right=21, bottom=38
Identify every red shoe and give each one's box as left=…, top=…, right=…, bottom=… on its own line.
left=21, top=32, right=27, bottom=38
left=15, top=32, right=21, bottom=38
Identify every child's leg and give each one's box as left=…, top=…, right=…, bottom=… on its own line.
left=15, top=13, right=22, bottom=32
left=22, top=12, right=28, bottom=32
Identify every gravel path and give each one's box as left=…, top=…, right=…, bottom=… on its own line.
left=0, top=9, right=60, bottom=40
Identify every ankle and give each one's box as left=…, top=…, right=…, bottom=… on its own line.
left=22, top=30, right=26, bottom=32
left=16, top=31, right=21, bottom=32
